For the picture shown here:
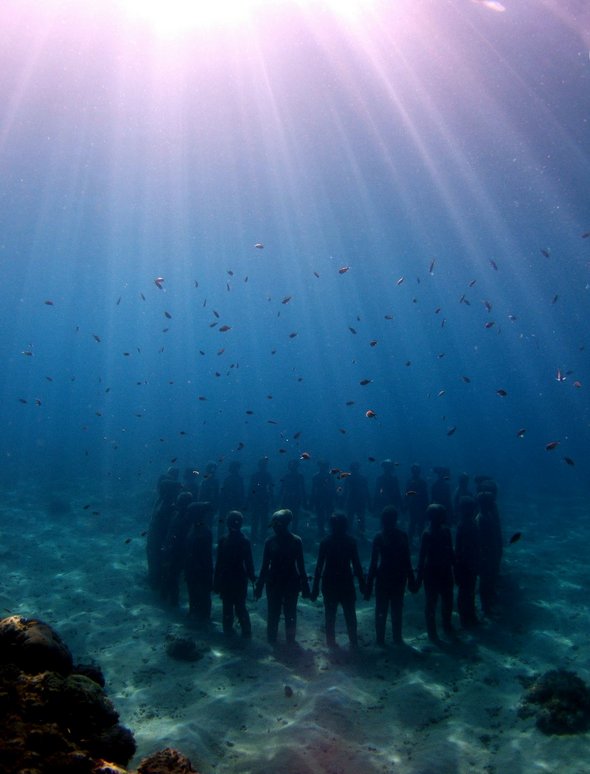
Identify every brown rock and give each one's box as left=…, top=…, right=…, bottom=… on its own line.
left=137, top=747, right=199, bottom=774
left=0, top=616, right=73, bottom=675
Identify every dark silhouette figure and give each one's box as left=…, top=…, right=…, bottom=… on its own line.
left=406, top=464, right=430, bottom=548
left=373, top=459, right=403, bottom=515
left=431, top=467, right=454, bottom=524
left=160, top=491, right=194, bottom=607
left=247, top=457, right=274, bottom=544
left=146, top=477, right=182, bottom=592
left=344, top=461, right=371, bottom=535
left=365, top=507, right=417, bottom=646
left=416, top=503, right=454, bottom=641
left=200, top=462, right=221, bottom=536
left=311, top=513, right=365, bottom=649
left=213, top=511, right=255, bottom=638
left=255, top=510, right=310, bottom=645
left=454, top=496, right=479, bottom=628
left=182, top=467, right=201, bottom=499
left=219, top=461, right=246, bottom=535
left=278, top=460, right=307, bottom=532
left=184, top=502, right=214, bottom=625
left=453, top=472, right=473, bottom=516
left=309, top=460, right=336, bottom=536
left=476, top=487, right=503, bottom=616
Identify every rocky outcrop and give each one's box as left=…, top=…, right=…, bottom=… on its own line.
left=519, top=668, right=590, bottom=734
left=0, top=615, right=199, bottom=773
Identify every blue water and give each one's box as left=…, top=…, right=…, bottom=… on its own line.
left=1, top=0, right=588, bottom=505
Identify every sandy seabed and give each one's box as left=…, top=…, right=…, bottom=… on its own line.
left=1, top=483, right=589, bottom=774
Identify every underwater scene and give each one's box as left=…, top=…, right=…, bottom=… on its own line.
left=1, top=0, right=590, bottom=772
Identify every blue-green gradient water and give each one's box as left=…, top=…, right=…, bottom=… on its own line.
left=1, top=0, right=589, bottom=505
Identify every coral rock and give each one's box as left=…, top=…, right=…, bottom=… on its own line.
left=520, top=668, right=590, bottom=735
left=137, top=747, right=199, bottom=774
left=0, top=615, right=73, bottom=676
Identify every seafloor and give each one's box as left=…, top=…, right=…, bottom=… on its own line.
left=1, top=483, right=588, bottom=774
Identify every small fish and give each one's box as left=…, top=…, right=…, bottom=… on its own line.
left=468, top=279, right=477, bottom=288
left=92, top=334, right=101, bottom=343
left=300, top=451, right=311, bottom=460
left=573, top=380, right=582, bottom=389
left=22, top=350, right=33, bottom=357
left=339, top=428, right=347, bottom=434
left=44, top=300, right=54, bottom=306
left=462, top=375, right=471, bottom=383
left=154, top=276, right=165, bottom=289
left=245, top=410, right=254, bottom=415
left=508, top=314, right=517, bottom=322
left=540, top=247, right=551, bottom=258
left=429, top=259, right=435, bottom=275
left=116, top=296, right=121, bottom=305
left=484, top=321, right=495, bottom=329
left=164, top=311, right=172, bottom=319
left=483, top=300, right=493, bottom=313
left=516, top=428, right=526, bottom=438
left=405, top=490, right=417, bottom=497
left=509, top=532, right=522, bottom=545
left=384, top=314, right=394, bottom=320
left=359, top=379, right=372, bottom=386
left=293, top=431, right=301, bottom=439
left=545, top=441, right=560, bottom=451
left=396, top=276, right=405, bottom=286
left=338, top=266, right=350, bottom=274
left=556, top=369, right=566, bottom=382
left=18, top=398, right=27, bottom=404
left=365, top=409, right=377, bottom=418
left=496, top=389, right=508, bottom=397
left=227, top=269, right=234, bottom=276
left=551, top=294, right=559, bottom=305
left=198, top=396, right=207, bottom=401
left=237, top=442, right=245, bottom=450
left=446, top=426, right=457, bottom=436
left=563, top=456, right=575, bottom=466
left=349, top=327, right=357, bottom=335
left=219, top=325, right=231, bottom=332
left=437, top=390, right=446, bottom=397
left=489, top=259, right=498, bottom=271
left=369, top=340, right=378, bottom=347
left=267, top=419, right=278, bottom=425
left=368, top=456, right=376, bottom=462
left=345, top=400, right=355, bottom=406
left=124, top=538, right=132, bottom=545
left=313, top=271, right=320, bottom=278
left=282, top=296, right=292, bottom=304
left=288, top=332, right=298, bottom=338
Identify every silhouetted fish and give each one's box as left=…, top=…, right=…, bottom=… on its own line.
left=509, top=532, right=522, bottom=545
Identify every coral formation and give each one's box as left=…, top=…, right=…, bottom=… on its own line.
left=0, top=615, right=199, bottom=774
left=519, top=668, right=590, bottom=735
left=137, top=747, right=198, bottom=773
left=165, top=637, right=205, bottom=662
